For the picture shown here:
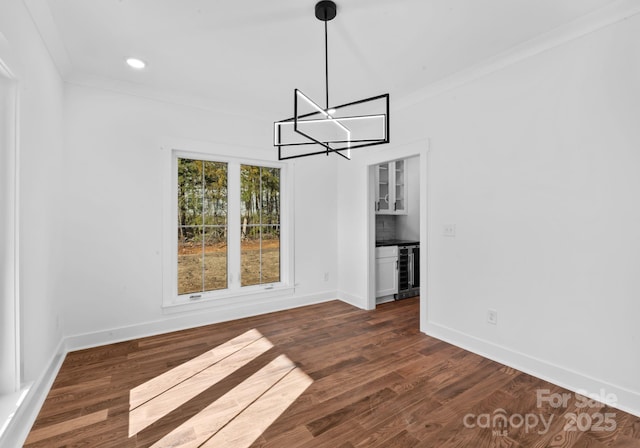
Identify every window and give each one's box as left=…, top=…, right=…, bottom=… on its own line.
left=165, top=150, right=290, bottom=307
left=240, top=165, right=280, bottom=287
left=177, top=159, right=228, bottom=295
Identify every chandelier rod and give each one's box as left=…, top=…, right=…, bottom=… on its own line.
left=324, top=19, right=329, bottom=110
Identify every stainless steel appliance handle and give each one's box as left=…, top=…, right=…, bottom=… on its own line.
left=408, top=252, right=414, bottom=287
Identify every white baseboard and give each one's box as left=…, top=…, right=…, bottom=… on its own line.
left=1, top=291, right=340, bottom=447
left=0, top=338, right=66, bottom=448
left=65, top=291, right=339, bottom=352
left=337, top=290, right=367, bottom=309
left=424, top=321, right=640, bottom=418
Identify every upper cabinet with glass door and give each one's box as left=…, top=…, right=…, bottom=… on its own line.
left=375, top=159, right=407, bottom=215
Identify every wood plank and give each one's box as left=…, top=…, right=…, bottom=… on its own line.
left=129, top=328, right=263, bottom=409
left=148, top=354, right=297, bottom=448
left=23, top=298, right=639, bottom=448
left=200, top=366, right=312, bottom=448
left=24, top=409, right=109, bottom=444
left=128, top=336, right=273, bottom=437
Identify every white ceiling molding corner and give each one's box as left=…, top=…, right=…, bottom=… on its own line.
left=22, top=0, right=73, bottom=77
left=65, top=72, right=271, bottom=123
left=0, top=31, right=20, bottom=79
left=395, top=0, right=640, bottom=112
left=21, top=0, right=632, bottom=120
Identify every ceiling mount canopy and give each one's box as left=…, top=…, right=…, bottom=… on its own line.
left=315, top=1, right=337, bottom=21
left=274, top=0, right=390, bottom=161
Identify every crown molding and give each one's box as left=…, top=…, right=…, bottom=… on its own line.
left=22, top=0, right=640, bottom=119
left=395, top=0, right=640, bottom=111
left=22, top=0, right=73, bottom=77
left=64, top=72, right=272, bottom=122
left=0, top=32, right=20, bottom=79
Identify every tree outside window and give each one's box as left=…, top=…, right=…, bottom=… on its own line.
left=240, top=165, right=280, bottom=287
left=176, top=158, right=281, bottom=296
left=177, top=159, right=228, bottom=295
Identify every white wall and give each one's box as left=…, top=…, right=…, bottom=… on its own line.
left=0, top=0, right=65, bottom=386
left=59, top=84, right=338, bottom=342
left=336, top=154, right=369, bottom=305
left=339, top=13, right=640, bottom=413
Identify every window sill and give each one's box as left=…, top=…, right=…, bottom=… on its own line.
left=162, top=284, right=295, bottom=314
left=0, top=386, right=30, bottom=440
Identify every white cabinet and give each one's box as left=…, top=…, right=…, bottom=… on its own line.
left=375, top=159, right=407, bottom=215
left=375, top=246, right=398, bottom=298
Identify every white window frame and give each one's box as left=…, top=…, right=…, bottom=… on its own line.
left=162, top=146, right=294, bottom=310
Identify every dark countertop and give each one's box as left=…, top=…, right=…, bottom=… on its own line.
left=375, top=239, right=420, bottom=247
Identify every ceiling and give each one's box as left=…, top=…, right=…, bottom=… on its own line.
left=26, top=0, right=621, bottom=119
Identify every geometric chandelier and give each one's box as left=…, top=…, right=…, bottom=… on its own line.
left=274, top=1, right=390, bottom=160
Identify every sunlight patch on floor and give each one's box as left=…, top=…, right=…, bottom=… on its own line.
left=151, top=354, right=312, bottom=448
left=128, top=329, right=273, bottom=437
left=129, top=328, right=264, bottom=410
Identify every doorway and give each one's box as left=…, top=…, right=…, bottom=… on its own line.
left=366, top=141, right=429, bottom=331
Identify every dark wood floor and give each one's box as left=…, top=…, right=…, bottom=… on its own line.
left=24, top=298, right=640, bottom=447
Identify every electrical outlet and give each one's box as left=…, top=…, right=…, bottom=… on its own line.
left=324, top=272, right=329, bottom=282
left=487, top=309, right=498, bottom=325
left=443, top=224, right=456, bottom=237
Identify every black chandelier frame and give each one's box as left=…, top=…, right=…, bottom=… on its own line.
left=274, top=0, right=390, bottom=161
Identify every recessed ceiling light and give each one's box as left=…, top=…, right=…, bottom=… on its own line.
left=126, top=58, right=146, bottom=69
